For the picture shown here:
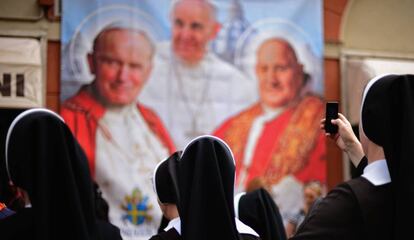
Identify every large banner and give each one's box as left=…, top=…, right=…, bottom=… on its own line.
left=61, top=0, right=324, bottom=239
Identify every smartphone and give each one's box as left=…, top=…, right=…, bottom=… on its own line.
left=325, top=101, right=338, bottom=134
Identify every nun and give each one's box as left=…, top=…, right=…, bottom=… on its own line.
left=174, top=135, right=260, bottom=240
left=235, top=188, right=287, bottom=240
left=291, top=74, right=414, bottom=240
left=150, top=151, right=182, bottom=239
left=0, top=108, right=121, bottom=240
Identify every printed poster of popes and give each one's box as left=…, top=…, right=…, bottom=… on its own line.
left=61, top=1, right=324, bottom=238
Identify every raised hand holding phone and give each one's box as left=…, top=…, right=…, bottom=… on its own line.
left=325, top=102, right=338, bottom=134
left=322, top=111, right=365, bottom=167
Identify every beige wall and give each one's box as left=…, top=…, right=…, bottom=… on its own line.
left=0, top=0, right=59, bottom=40
left=341, top=0, right=414, bottom=55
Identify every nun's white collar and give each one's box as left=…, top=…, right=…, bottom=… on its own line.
left=362, top=159, right=391, bottom=186
left=235, top=217, right=259, bottom=237
left=163, top=217, right=259, bottom=237
left=164, top=217, right=181, bottom=234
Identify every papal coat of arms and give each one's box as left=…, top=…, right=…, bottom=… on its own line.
left=121, top=188, right=153, bottom=225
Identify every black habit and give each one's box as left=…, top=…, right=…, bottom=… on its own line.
left=291, top=177, right=392, bottom=240
left=0, top=108, right=121, bottom=240
left=237, top=188, right=286, bottom=240
left=171, top=135, right=260, bottom=240
left=291, top=74, right=414, bottom=240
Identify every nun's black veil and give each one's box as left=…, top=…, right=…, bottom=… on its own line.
left=4, top=109, right=99, bottom=240
left=174, top=135, right=240, bottom=240
left=0, top=108, right=24, bottom=205
left=237, top=188, right=286, bottom=240
left=361, top=74, right=414, bottom=239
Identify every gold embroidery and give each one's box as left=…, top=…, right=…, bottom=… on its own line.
left=264, top=95, right=324, bottom=185
left=222, top=104, right=262, bottom=167
left=219, top=95, right=324, bottom=188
